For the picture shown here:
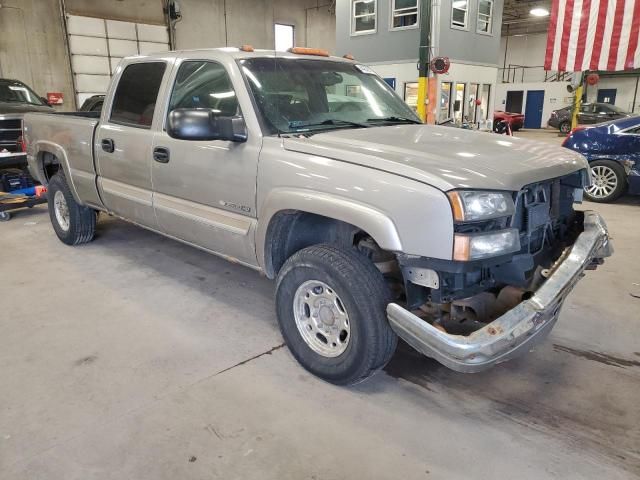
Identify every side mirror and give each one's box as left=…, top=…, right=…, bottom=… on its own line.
left=167, top=108, right=247, bottom=142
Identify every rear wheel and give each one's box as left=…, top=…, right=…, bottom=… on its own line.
left=584, top=160, right=627, bottom=203
left=48, top=173, right=96, bottom=245
left=275, top=244, right=397, bottom=385
left=559, top=121, right=571, bottom=134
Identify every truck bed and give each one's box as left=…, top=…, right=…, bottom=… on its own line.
left=23, top=112, right=102, bottom=207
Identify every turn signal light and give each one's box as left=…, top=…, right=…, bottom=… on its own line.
left=288, top=47, right=329, bottom=57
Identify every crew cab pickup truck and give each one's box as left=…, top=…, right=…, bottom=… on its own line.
left=24, top=48, right=612, bottom=385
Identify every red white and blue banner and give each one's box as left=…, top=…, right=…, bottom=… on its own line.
left=545, top=0, right=640, bottom=71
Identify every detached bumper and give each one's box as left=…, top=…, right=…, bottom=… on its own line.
left=387, top=210, right=612, bottom=373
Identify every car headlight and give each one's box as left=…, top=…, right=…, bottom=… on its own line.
left=447, top=190, right=515, bottom=222
left=453, top=228, right=521, bottom=261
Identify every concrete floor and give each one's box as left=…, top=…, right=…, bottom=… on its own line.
left=1, top=183, right=640, bottom=478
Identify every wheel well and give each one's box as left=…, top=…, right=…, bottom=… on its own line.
left=264, top=210, right=370, bottom=278
left=37, top=151, right=61, bottom=185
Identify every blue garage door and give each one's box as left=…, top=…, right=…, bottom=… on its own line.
left=524, top=90, right=545, bottom=129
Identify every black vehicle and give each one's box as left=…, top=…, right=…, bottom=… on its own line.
left=548, top=102, right=631, bottom=134
left=79, top=94, right=105, bottom=113
left=0, top=79, right=54, bottom=165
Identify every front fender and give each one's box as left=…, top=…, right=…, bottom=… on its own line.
left=256, top=188, right=403, bottom=269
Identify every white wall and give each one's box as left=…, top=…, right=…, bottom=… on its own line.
left=494, top=81, right=573, bottom=128
left=499, top=33, right=580, bottom=83
left=370, top=61, right=498, bottom=123
left=586, top=77, right=640, bottom=112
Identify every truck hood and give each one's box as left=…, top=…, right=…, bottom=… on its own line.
left=282, top=125, right=588, bottom=191
left=0, top=102, right=54, bottom=116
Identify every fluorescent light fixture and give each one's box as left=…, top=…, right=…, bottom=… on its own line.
left=530, top=7, right=549, bottom=16
left=452, top=0, right=467, bottom=7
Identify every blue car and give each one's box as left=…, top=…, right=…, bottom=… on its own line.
left=563, top=116, right=640, bottom=202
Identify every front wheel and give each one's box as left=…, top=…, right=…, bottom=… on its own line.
left=559, top=121, right=571, bottom=134
left=275, top=244, right=397, bottom=385
left=48, top=173, right=96, bottom=245
left=584, top=160, right=628, bottom=203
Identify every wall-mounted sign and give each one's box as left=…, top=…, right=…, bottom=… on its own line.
left=47, top=92, right=64, bottom=105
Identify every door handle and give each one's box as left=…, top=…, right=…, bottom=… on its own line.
left=153, top=147, right=170, bottom=163
left=101, top=138, right=115, bottom=153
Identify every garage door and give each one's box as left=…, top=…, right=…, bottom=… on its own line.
left=66, top=15, right=169, bottom=108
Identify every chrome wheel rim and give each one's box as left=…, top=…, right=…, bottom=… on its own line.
left=293, top=280, right=350, bottom=358
left=586, top=165, right=618, bottom=199
left=54, top=190, right=70, bottom=231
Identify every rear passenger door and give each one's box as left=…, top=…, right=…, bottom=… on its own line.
left=95, top=61, right=170, bottom=227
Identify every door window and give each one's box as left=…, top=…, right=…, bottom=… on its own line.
left=110, top=62, right=166, bottom=128
left=168, top=61, right=240, bottom=117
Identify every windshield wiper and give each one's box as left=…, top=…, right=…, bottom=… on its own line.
left=292, top=119, right=370, bottom=131
left=366, top=116, right=422, bottom=125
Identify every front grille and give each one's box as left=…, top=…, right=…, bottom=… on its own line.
left=512, top=171, right=583, bottom=255
left=0, top=118, right=23, bottom=152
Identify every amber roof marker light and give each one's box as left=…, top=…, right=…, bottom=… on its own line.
left=343, top=54, right=355, bottom=60
left=288, top=47, right=330, bottom=57
left=240, top=45, right=255, bottom=52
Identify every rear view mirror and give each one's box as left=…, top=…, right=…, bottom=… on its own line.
left=167, top=108, right=247, bottom=142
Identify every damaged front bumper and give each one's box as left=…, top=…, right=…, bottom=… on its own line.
left=387, top=210, right=612, bottom=373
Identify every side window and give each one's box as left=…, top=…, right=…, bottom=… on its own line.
left=451, top=0, right=468, bottom=29
left=596, top=105, right=610, bottom=113
left=110, top=62, right=166, bottom=128
left=168, top=61, right=239, bottom=117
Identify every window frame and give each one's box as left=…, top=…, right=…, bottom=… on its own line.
left=389, top=0, right=419, bottom=31
left=163, top=59, right=243, bottom=133
left=351, top=0, right=377, bottom=36
left=451, top=0, right=469, bottom=30
left=108, top=60, right=168, bottom=130
left=274, top=23, right=295, bottom=51
left=476, top=0, right=494, bottom=35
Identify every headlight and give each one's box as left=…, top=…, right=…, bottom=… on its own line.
left=453, top=228, right=520, bottom=261
left=447, top=190, right=515, bottom=222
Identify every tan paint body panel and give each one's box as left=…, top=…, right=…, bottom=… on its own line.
left=24, top=48, right=588, bottom=271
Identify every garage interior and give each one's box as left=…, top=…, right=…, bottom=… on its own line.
left=1, top=1, right=640, bottom=479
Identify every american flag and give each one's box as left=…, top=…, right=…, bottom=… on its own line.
left=544, top=0, right=640, bottom=71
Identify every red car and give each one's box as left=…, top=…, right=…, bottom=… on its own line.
left=493, top=111, right=525, bottom=132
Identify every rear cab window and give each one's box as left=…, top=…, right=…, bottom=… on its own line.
left=110, top=62, right=167, bottom=128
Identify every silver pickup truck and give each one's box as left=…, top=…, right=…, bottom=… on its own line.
left=24, top=47, right=612, bottom=385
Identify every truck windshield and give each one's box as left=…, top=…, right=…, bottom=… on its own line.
left=238, top=57, right=421, bottom=135
left=0, top=80, right=46, bottom=106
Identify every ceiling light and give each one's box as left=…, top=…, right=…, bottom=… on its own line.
left=530, top=7, right=549, bottom=16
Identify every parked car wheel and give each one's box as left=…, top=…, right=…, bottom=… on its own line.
left=559, top=121, right=572, bottom=134
left=584, top=160, right=628, bottom=203
left=48, top=172, right=96, bottom=245
left=275, top=244, right=397, bottom=385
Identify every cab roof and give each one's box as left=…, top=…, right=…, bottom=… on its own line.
left=128, top=47, right=355, bottom=63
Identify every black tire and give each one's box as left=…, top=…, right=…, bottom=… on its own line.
left=559, top=121, right=571, bottom=134
left=584, top=160, right=628, bottom=203
left=48, top=172, right=96, bottom=245
left=275, top=244, right=397, bottom=385
left=0, top=211, right=11, bottom=222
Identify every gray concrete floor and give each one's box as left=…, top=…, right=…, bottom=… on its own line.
left=1, top=192, right=639, bottom=479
